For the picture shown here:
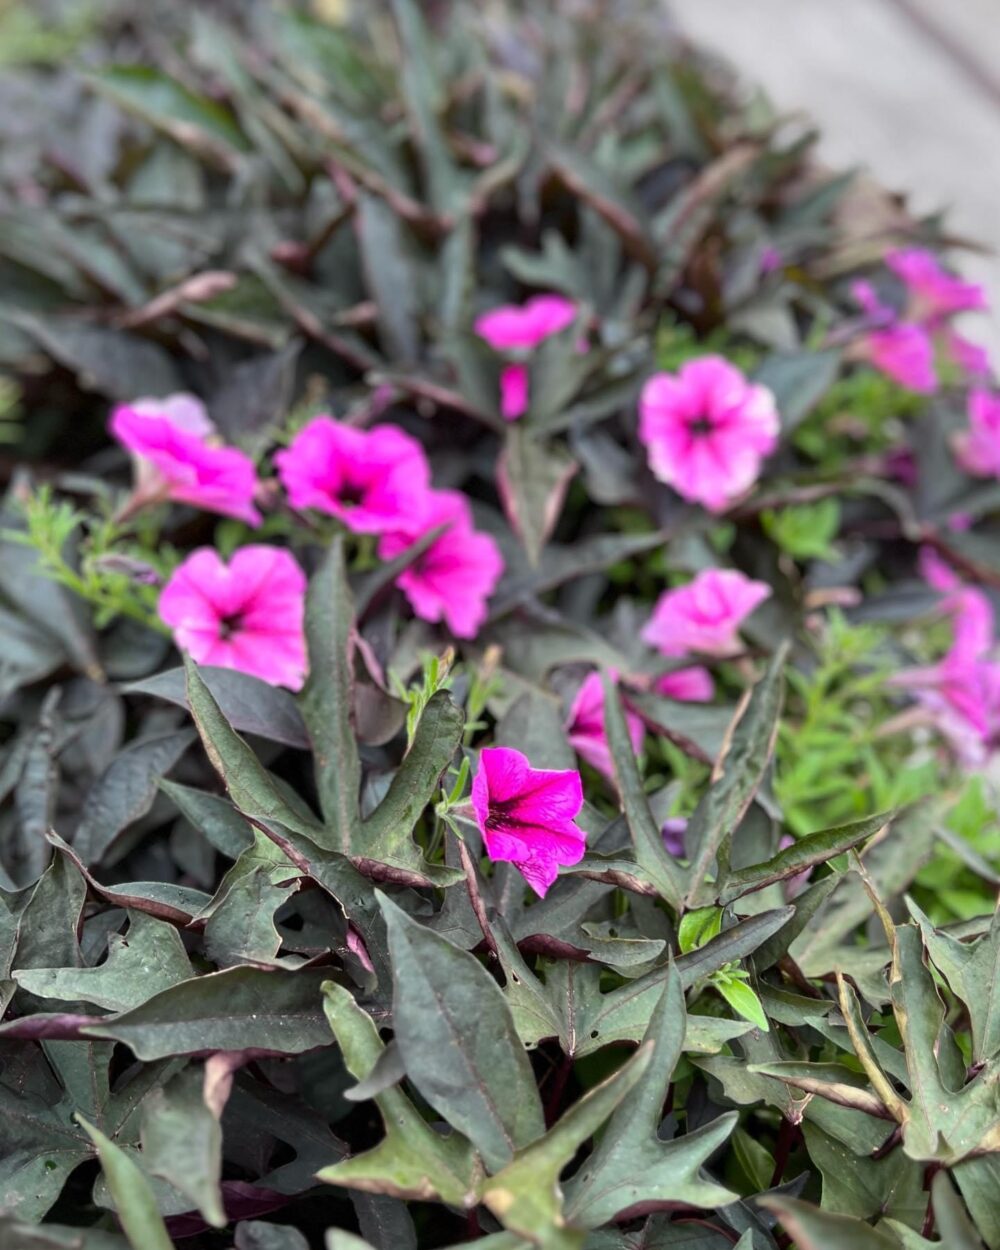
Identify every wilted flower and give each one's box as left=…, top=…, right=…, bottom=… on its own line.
left=642, top=568, right=771, bottom=658
left=275, top=416, right=429, bottom=533
left=638, top=355, right=780, bottom=513
left=475, top=294, right=578, bottom=421
left=159, top=546, right=307, bottom=690
left=954, top=390, right=1000, bottom=479
left=110, top=394, right=261, bottom=526
left=377, top=489, right=504, bottom=639
left=471, top=746, right=586, bottom=897
left=564, top=670, right=644, bottom=781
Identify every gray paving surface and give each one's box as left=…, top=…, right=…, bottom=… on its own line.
left=670, top=0, right=1000, bottom=358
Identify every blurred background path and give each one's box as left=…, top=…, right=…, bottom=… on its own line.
left=670, top=0, right=1000, bottom=358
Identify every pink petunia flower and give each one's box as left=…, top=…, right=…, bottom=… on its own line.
left=110, top=395, right=261, bottom=526
left=654, top=665, right=716, bottom=702
left=850, top=281, right=937, bottom=393
left=471, top=746, right=586, bottom=897
left=954, top=390, right=1000, bottom=479
left=885, top=248, right=988, bottom=322
left=275, top=417, right=429, bottom=533
left=377, top=489, right=504, bottom=639
left=638, top=356, right=780, bottom=513
left=474, top=296, right=578, bottom=351
left=474, top=294, right=579, bottom=422
left=893, top=552, right=1000, bottom=766
left=642, top=568, right=771, bottom=658
left=565, top=671, right=644, bottom=781
left=159, top=546, right=307, bottom=690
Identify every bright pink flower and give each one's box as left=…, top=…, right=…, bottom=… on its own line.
left=850, top=280, right=937, bottom=394
left=471, top=746, right=586, bottom=897
left=954, top=390, right=1000, bottom=479
left=863, top=322, right=937, bottom=393
left=654, top=665, right=716, bottom=702
left=275, top=417, right=429, bottom=534
left=642, top=569, right=771, bottom=658
left=110, top=397, right=261, bottom=526
left=159, top=546, right=307, bottom=690
left=638, top=356, right=779, bottom=513
left=474, top=296, right=577, bottom=351
left=894, top=654, right=1000, bottom=769
left=500, top=364, right=530, bottom=421
left=886, top=248, right=988, bottom=321
left=377, top=489, right=504, bottom=639
left=475, top=295, right=579, bottom=423
left=895, top=554, right=1000, bottom=766
left=565, top=671, right=644, bottom=781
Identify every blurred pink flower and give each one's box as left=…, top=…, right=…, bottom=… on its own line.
left=377, top=489, right=504, bottom=639
left=638, top=355, right=780, bottom=512
left=642, top=568, right=771, bottom=658
left=661, top=816, right=687, bottom=858
left=941, top=327, right=992, bottom=381
left=475, top=294, right=579, bottom=421
left=159, top=546, right=307, bottom=690
left=918, top=546, right=961, bottom=593
left=896, top=551, right=1000, bottom=766
left=851, top=281, right=937, bottom=393
left=110, top=396, right=261, bottom=526
left=499, top=364, right=530, bottom=421
left=275, top=417, right=429, bottom=533
left=954, top=389, right=1000, bottom=479
left=565, top=670, right=644, bottom=781
left=471, top=746, right=586, bottom=897
left=474, top=295, right=577, bottom=350
left=654, top=665, right=716, bottom=702
left=886, top=248, right=988, bottom=321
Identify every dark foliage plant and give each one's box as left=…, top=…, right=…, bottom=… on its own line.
left=0, top=2, right=999, bottom=1249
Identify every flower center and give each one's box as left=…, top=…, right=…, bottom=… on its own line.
left=688, top=414, right=715, bottom=437
left=339, top=479, right=367, bottom=508
left=217, top=612, right=244, bottom=640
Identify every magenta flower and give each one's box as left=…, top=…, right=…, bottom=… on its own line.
left=955, top=390, right=1000, bottom=479
left=499, top=364, right=530, bottom=422
left=474, top=296, right=578, bottom=351
left=638, top=356, right=780, bottom=513
left=564, top=671, right=644, bottom=781
left=941, top=327, right=992, bottom=381
left=275, top=417, right=429, bottom=534
left=471, top=747, right=586, bottom=897
left=377, top=489, right=504, bottom=639
left=850, top=281, right=937, bottom=393
left=642, top=569, right=771, bottom=658
left=893, top=552, right=1000, bottom=766
left=110, top=396, right=261, bottom=526
left=886, top=248, right=988, bottom=322
left=654, top=665, right=716, bottom=702
left=159, top=546, right=307, bottom=691
left=474, top=294, right=578, bottom=421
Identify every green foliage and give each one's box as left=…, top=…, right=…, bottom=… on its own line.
left=0, top=0, right=997, bottom=1247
